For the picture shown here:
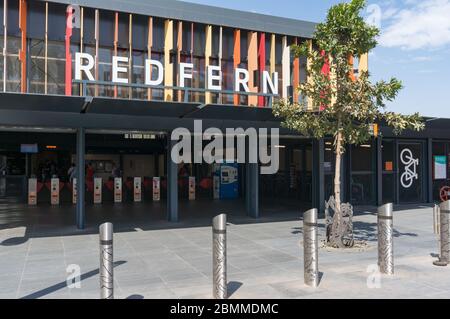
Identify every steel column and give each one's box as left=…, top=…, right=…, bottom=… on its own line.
left=376, top=138, right=383, bottom=206
left=312, top=139, right=325, bottom=214
left=247, top=163, right=259, bottom=218
left=76, top=127, right=85, bottom=229
left=427, top=138, right=433, bottom=203
left=167, top=136, right=178, bottom=222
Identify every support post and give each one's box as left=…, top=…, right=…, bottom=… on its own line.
left=376, top=138, right=383, bottom=206
left=312, top=139, right=325, bottom=214
left=427, top=138, right=433, bottom=203
left=303, top=208, right=319, bottom=287
left=99, top=222, right=114, bottom=299
left=212, top=214, right=227, bottom=299
left=378, top=203, right=394, bottom=275
left=76, top=127, right=85, bottom=229
left=433, top=200, right=450, bottom=266
left=247, top=163, right=259, bottom=218
left=167, top=136, right=178, bottom=222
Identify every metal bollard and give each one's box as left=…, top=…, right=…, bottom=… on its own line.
left=303, top=208, right=319, bottom=287
left=433, top=201, right=450, bottom=266
left=99, top=222, right=114, bottom=299
left=212, top=214, right=227, bottom=299
left=378, top=203, right=394, bottom=275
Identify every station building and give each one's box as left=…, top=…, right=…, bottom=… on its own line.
left=0, top=0, right=448, bottom=229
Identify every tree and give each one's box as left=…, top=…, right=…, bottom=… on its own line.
left=273, top=0, right=424, bottom=248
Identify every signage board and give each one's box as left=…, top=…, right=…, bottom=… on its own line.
left=434, top=155, right=447, bottom=180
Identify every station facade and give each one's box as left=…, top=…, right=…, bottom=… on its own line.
left=0, top=0, right=448, bottom=228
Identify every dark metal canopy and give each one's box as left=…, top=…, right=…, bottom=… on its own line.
left=45, top=0, right=316, bottom=39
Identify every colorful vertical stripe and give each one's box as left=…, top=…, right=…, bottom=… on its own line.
left=19, top=0, right=27, bottom=93
left=257, top=33, right=266, bottom=107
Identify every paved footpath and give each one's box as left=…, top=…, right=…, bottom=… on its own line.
left=0, top=205, right=449, bottom=299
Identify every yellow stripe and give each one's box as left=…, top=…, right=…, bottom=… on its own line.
left=205, top=25, right=212, bottom=104
left=164, top=19, right=173, bottom=101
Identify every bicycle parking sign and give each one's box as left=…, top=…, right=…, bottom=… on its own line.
left=400, top=148, right=419, bottom=189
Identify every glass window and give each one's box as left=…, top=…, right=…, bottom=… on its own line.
left=47, top=41, right=66, bottom=95
left=351, top=143, right=375, bottom=204
left=29, top=39, right=46, bottom=94
left=6, top=37, right=21, bottom=92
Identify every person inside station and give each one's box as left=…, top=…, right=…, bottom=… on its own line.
left=67, top=163, right=76, bottom=182
left=111, top=163, right=121, bottom=178
left=86, top=162, right=95, bottom=182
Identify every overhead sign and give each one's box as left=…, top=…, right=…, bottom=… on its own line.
left=28, top=178, right=37, bottom=205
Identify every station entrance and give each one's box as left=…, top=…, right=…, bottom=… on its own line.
left=0, top=128, right=314, bottom=228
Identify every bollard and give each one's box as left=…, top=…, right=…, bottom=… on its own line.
left=433, top=204, right=440, bottom=235
left=303, top=208, right=319, bottom=287
left=99, top=222, right=114, bottom=299
left=378, top=203, right=394, bottom=275
left=433, top=200, right=450, bottom=266
left=212, top=214, right=227, bottom=299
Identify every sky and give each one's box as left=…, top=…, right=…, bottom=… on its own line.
left=184, top=0, right=450, bottom=118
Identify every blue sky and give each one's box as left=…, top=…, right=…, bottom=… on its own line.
left=185, top=0, right=450, bottom=118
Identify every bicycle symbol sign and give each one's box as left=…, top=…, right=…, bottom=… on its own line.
left=400, top=148, right=419, bottom=189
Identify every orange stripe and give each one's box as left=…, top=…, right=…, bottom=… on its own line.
left=233, top=29, right=241, bottom=105
left=19, top=0, right=27, bottom=93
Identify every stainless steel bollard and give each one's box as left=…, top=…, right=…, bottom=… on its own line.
left=378, top=203, right=394, bottom=275
left=433, top=201, right=450, bottom=266
left=212, top=214, right=227, bottom=299
left=303, top=208, right=319, bottom=287
left=433, top=204, right=440, bottom=235
left=99, top=222, right=114, bottom=299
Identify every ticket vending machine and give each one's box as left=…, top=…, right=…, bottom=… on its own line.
left=72, top=178, right=77, bottom=204
left=153, top=177, right=160, bottom=201
left=28, top=178, right=37, bottom=205
left=94, top=177, right=102, bottom=204
left=51, top=178, right=59, bottom=205
left=134, top=177, right=142, bottom=202
left=114, top=177, right=122, bottom=203
left=188, top=176, right=196, bottom=200
left=213, top=163, right=239, bottom=199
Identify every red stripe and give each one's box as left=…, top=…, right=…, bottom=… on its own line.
left=258, top=33, right=266, bottom=107
left=65, top=7, right=73, bottom=96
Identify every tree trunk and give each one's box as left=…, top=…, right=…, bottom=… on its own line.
left=329, top=130, right=345, bottom=248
